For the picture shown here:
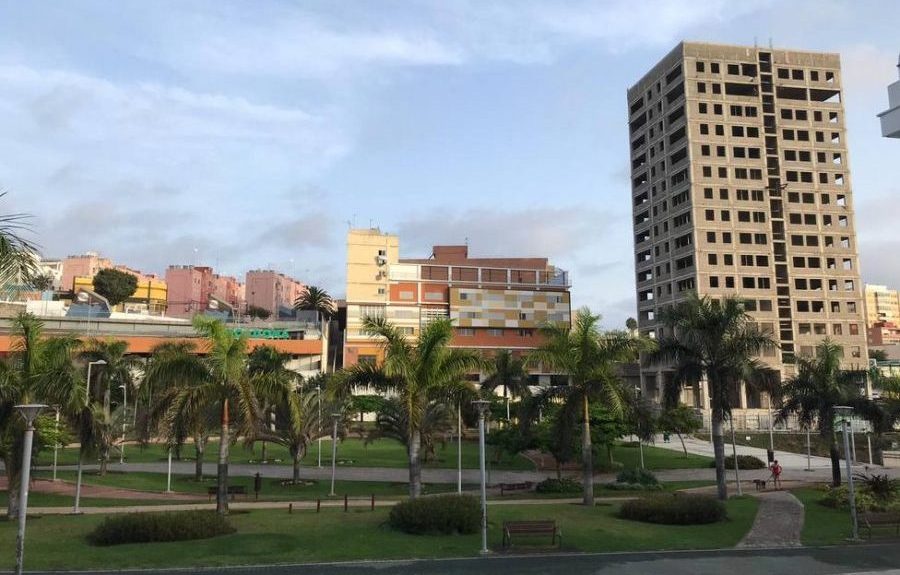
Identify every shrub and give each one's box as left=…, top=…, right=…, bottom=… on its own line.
left=535, top=477, right=582, bottom=494
left=616, top=468, right=659, bottom=486
left=619, top=494, right=726, bottom=525
left=709, top=455, right=766, bottom=470
left=87, top=511, right=235, bottom=546
left=388, top=494, right=480, bottom=535
left=603, top=482, right=663, bottom=491
left=854, top=472, right=900, bottom=503
left=821, top=484, right=881, bottom=512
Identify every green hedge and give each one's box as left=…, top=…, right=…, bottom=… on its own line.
left=535, top=477, right=582, bottom=494
left=619, top=494, right=726, bottom=525
left=616, top=468, right=659, bottom=486
left=388, top=494, right=480, bottom=535
left=709, top=455, right=767, bottom=470
left=87, top=511, right=235, bottom=546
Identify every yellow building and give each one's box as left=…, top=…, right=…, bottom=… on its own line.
left=74, top=275, right=168, bottom=315
left=865, top=284, right=900, bottom=327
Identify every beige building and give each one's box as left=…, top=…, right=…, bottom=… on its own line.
left=865, top=284, right=900, bottom=327
left=628, top=42, right=868, bottom=410
left=344, top=229, right=571, bottom=385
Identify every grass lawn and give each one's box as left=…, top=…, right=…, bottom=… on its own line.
left=0, top=497, right=758, bottom=570
left=30, top=470, right=467, bottom=501
left=607, top=442, right=712, bottom=470
left=0, top=491, right=184, bottom=508
left=35, top=437, right=534, bottom=471
left=792, top=487, right=857, bottom=545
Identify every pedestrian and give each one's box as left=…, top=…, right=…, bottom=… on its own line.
left=769, top=459, right=782, bottom=490
left=663, top=432, right=671, bottom=443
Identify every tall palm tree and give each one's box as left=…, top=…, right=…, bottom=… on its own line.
left=529, top=307, right=649, bottom=505
left=480, top=350, right=529, bottom=417
left=293, top=285, right=335, bottom=321
left=143, top=341, right=213, bottom=481
left=0, top=194, right=40, bottom=295
left=0, top=313, right=80, bottom=518
left=779, top=340, right=867, bottom=486
left=254, top=386, right=323, bottom=483
left=151, top=317, right=260, bottom=514
left=334, top=316, right=482, bottom=498
left=654, top=295, right=776, bottom=500
left=80, top=339, right=139, bottom=474
left=366, top=398, right=454, bottom=464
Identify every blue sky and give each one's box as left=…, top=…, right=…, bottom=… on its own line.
left=1, top=0, right=898, bottom=327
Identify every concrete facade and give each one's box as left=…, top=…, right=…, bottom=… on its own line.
left=628, top=42, right=868, bottom=407
left=165, top=265, right=215, bottom=318
left=61, top=252, right=112, bottom=292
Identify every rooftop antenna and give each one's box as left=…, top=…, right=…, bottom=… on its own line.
left=464, top=236, right=469, bottom=247
left=754, top=36, right=758, bottom=49
left=768, top=37, right=773, bottom=50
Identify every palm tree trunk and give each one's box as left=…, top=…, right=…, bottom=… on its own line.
left=677, top=432, right=688, bottom=457
left=217, top=398, right=230, bottom=515
left=99, top=446, right=109, bottom=476
left=409, top=429, right=422, bottom=498
left=293, top=450, right=301, bottom=483
left=581, top=395, right=593, bottom=506
left=829, top=437, right=842, bottom=487
left=711, top=407, right=728, bottom=501
left=194, top=438, right=204, bottom=481
left=5, top=460, right=18, bottom=519
left=873, top=433, right=885, bottom=466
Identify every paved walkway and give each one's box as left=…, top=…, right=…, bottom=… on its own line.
left=0, top=476, right=199, bottom=501
left=655, top=434, right=834, bottom=471
left=737, top=490, right=804, bottom=548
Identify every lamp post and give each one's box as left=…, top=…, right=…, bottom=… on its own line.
left=52, top=406, right=60, bottom=482
left=806, top=425, right=812, bottom=471
left=317, top=384, right=322, bottom=468
left=330, top=413, right=341, bottom=497
left=166, top=447, right=173, bottom=493
left=119, top=384, right=127, bottom=464
left=14, top=404, right=46, bottom=575
left=457, top=401, right=462, bottom=494
left=835, top=406, right=859, bottom=540
left=730, top=415, right=742, bottom=496
left=75, top=359, right=107, bottom=514
left=473, top=399, right=491, bottom=555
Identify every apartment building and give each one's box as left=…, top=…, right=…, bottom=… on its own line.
left=245, top=270, right=304, bottom=318
left=628, top=42, right=868, bottom=409
left=61, top=252, right=113, bottom=292
left=878, top=54, right=900, bottom=138
left=343, top=229, right=571, bottom=385
left=865, top=284, right=900, bottom=346
left=165, top=265, right=216, bottom=318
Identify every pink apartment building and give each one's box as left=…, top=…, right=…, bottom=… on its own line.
left=61, top=252, right=113, bottom=292
left=212, top=274, right=245, bottom=310
left=245, top=270, right=304, bottom=316
left=165, top=265, right=215, bottom=318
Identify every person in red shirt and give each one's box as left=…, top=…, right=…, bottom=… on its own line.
left=770, top=459, right=783, bottom=490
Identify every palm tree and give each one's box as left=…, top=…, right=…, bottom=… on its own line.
left=81, top=339, right=139, bottom=474
left=480, top=350, right=529, bottom=419
left=334, top=316, right=482, bottom=498
left=366, top=398, right=454, bottom=464
left=529, top=307, right=649, bottom=505
left=654, top=295, right=776, bottom=500
left=779, top=340, right=867, bottom=486
left=0, top=313, right=80, bottom=518
left=143, top=341, right=213, bottom=481
left=152, top=317, right=260, bottom=514
left=293, top=285, right=335, bottom=322
left=254, top=386, right=322, bottom=483
left=247, top=345, right=302, bottom=463
left=0, top=194, right=39, bottom=294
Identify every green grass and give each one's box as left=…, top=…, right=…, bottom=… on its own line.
left=0, top=491, right=183, bottom=508
left=29, top=470, right=466, bottom=502
left=607, top=442, right=713, bottom=470
left=36, top=437, right=534, bottom=471
left=792, top=487, right=857, bottom=545
left=0, top=497, right=759, bottom=570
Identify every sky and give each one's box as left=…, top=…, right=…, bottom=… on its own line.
left=1, top=0, right=898, bottom=328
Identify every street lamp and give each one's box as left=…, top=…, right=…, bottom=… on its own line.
left=316, top=383, right=322, bottom=468
left=75, top=359, right=106, bottom=514
left=472, top=399, right=491, bottom=555
left=14, top=404, right=46, bottom=575
left=52, top=406, right=60, bottom=482
left=330, top=413, right=341, bottom=497
left=119, top=384, right=127, bottom=464
left=834, top=405, right=859, bottom=540
left=457, top=401, right=462, bottom=494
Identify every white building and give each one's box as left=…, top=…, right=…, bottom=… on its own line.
left=878, top=54, right=900, bottom=138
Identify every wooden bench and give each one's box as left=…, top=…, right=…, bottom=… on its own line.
left=502, top=520, right=561, bottom=549
left=207, top=485, right=248, bottom=502
left=863, top=511, right=900, bottom=539
left=499, top=481, right=533, bottom=496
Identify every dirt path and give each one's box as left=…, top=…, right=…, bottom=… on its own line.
left=0, top=477, right=201, bottom=501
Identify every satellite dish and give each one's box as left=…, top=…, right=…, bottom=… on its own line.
left=76, top=292, right=89, bottom=303
left=208, top=300, right=219, bottom=310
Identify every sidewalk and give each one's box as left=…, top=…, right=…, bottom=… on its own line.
left=655, top=434, right=834, bottom=471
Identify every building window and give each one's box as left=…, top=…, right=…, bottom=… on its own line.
left=458, top=328, right=475, bottom=336
left=488, top=328, right=504, bottom=337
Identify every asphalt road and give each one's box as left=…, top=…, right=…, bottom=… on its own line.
left=16, top=545, right=900, bottom=575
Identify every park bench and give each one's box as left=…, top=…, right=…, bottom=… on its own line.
left=499, top=481, right=533, bottom=496
left=207, top=485, right=248, bottom=502
left=863, top=511, right=900, bottom=539
left=502, top=520, right=561, bottom=549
